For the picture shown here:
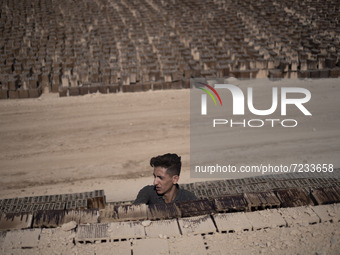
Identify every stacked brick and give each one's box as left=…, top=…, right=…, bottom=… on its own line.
left=0, top=0, right=339, bottom=99
left=181, top=169, right=340, bottom=200
left=0, top=172, right=340, bottom=231
left=0, top=190, right=105, bottom=214
left=95, top=170, right=340, bottom=222
left=0, top=190, right=105, bottom=230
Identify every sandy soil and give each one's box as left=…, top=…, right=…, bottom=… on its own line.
left=0, top=88, right=192, bottom=202
left=0, top=78, right=340, bottom=203
left=0, top=78, right=340, bottom=255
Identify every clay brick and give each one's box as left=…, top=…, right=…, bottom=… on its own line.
left=8, top=90, right=19, bottom=99
left=122, top=85, right=133, bottom=93
left=8, top=79, right=17, bottom=91
left=59, top=87, right=68, bottom=97
left=132, top=84, right=143, bottom=92
left=178, top=215, right=216, bottom=235
left=98, top=204, right=117, bottom=223
left=1, top=81, right=9, bottom=90
left=319, top=69, right=330, bottom=78
left=311, top=204, right=340, bottom=222
left=311, top=186, right=340, bottom=205
left=0, top=89, right=8, bottom=99
left=310, top=70, right=320, bottom=78
left=2, top=228, right=41, bottom=249
left=98, top=85, right=108, bottom=94
left=75, top=223, right=109, bottom=243
left=33, top=209, right=98, bottom=228
left=213, top=212, right=252, bottom=233
left=28, top=87, right=42, bottom=98
left=144, top=219, right=180, bottom=237
left=250, top=69, right=259, bottom=78
left=108, top=84, right=119, bottom=93
left=245, top=192, right=280, bottom=211
left=147, top=203, right=181, bottom=220
left=182, top=79, right=190, bottom=89
left=171, top=80, right=182, bottom=89
left=0, top=213, right=33, bottom=231
left=87, top=196, right=105, bottom=209
left=51, top=83, right=59, bottom=93
left=115, top=204, right=148, bottom=221
left=325, top=58, right=336, bottom=68
left=88, top=85, right=98, bottom=94
left=239, top=70, right=251, bottom=79
left=214, top=195, right=249, bottom=212
left=268, top=69, right=283, bottom=79
left=152, top=82, right=163, bottom=90
left=298, top=70, right=310, bottom=78
left=108, top=221, right=145, bottom=240
left=66, top=201, right=77, bottom=210
left=279, top=206, right=319, bottom=226
left=276, top=188, right=314, bottom=207
left=79, top=85, right=89, bottom=95
left=330, top=67, right=340, bottom=78
left=163, top=82, right=172, bottom=90
left=175, top=199, right=214, bottom=217
left=245, top=209, right=286, bottom=230
left=142, top=82, right=151, bottom=91
left=18, top=89, right=29, bottom=99
left=69, top=87, right=79, bottom=96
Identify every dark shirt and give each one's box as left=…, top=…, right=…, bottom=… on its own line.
left=133, top=184, right=197, bottom=205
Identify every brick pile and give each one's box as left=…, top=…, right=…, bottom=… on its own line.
left=0, top=0, right=339, bottom=99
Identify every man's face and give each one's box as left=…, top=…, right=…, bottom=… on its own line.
left=153, top=166, right=178, bottom=195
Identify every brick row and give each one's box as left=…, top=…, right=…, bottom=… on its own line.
left=1, top=0, right=340, bottom=99
left=0, top=190, right=105, bottom=213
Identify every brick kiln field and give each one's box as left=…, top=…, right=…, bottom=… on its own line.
left=1, top=0, right=340, bottom=253
left=1, top=0, right=340, bottom=98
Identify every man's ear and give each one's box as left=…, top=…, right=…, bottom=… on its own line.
left=172, top=175, right=179, bottom=184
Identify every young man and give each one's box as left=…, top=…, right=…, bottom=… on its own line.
left=133, top=153, right=197, bottom=205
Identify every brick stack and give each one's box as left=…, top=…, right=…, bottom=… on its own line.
left=0, top=0, right=339, bottom=99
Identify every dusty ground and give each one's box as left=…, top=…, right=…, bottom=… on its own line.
left=0, top=78, right=340, bottom=254
left=1, top=78, right=340, bottom=202
left=0, top=88, right=192, bottom=202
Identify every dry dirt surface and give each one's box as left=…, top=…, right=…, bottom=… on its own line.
left=0, top=88, right=191, bottom=202
left=1, top=78, right=340, bottom=203
left=0, top=78, right=340, bottom=254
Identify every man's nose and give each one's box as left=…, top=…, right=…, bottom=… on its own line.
left=153, top=178, right=159, bottom=185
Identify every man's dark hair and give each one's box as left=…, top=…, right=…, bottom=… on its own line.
left=150, top=153, right=181, bottom=177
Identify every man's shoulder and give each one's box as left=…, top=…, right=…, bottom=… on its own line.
left=177, top=187, right=197, bottom=201
left=134, top=185, right=158, bottom=205
left=139, top=185, right=155, bottom=193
